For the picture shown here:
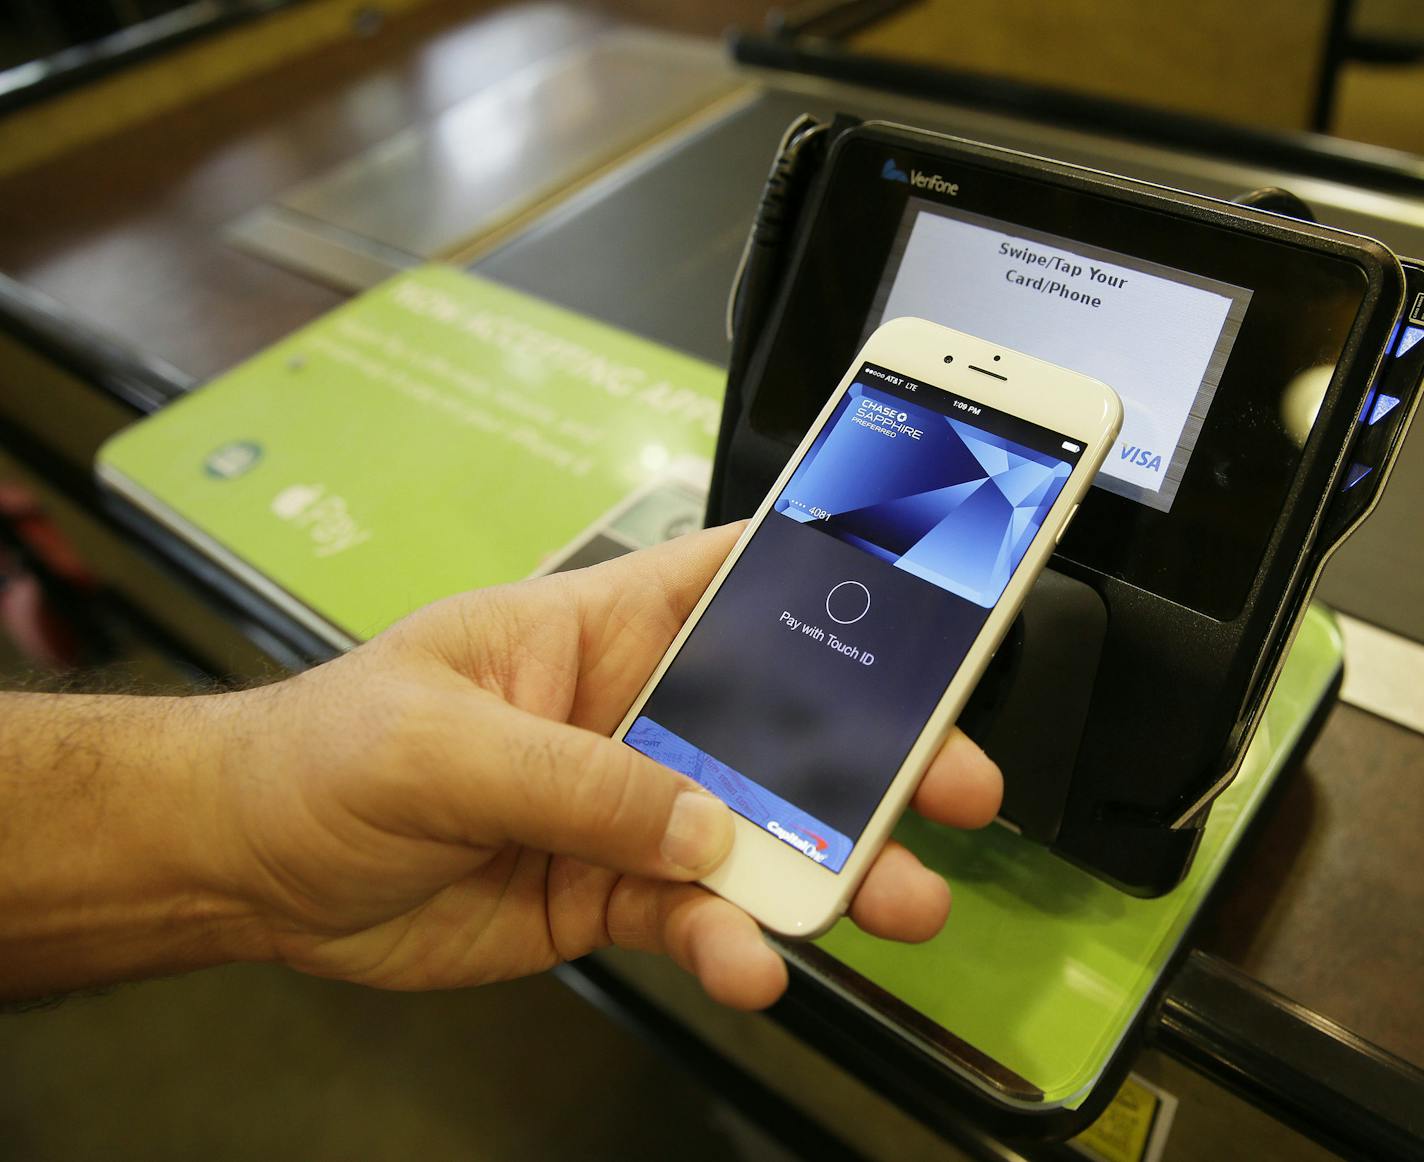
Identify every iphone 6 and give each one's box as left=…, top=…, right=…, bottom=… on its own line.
left=616, top=317, right=1122, bottom=937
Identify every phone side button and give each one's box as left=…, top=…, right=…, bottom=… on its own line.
left=1055, top=504, right=1080, bottom=545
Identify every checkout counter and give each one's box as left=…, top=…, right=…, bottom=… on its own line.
left=2, top=3, right=1422, bottom=1158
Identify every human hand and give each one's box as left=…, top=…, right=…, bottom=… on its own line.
left=208, top=525, right=1002, bottom=1010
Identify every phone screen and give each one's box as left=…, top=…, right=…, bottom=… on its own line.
left=624, top=362, right=1084, bottom=872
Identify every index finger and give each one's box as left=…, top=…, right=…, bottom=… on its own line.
left=565, top=522, right=745, bottom=730
left=575, top=521, right=745, bottom=630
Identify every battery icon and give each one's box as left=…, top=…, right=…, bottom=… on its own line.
left=1062, top=440, right=1082, bottom=452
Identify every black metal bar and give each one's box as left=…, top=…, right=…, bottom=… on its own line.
left=730, top=33, right=1424, bottom=198
left=1341, top=35, right=1424, bottom=66
left=1153, top=952, right=1424, bottom=1162
left=0, top=0, right=308, bottom=117
left=0, top=412, right=107, bottom=509
left=1313, top=0, right=1358, bottom=134
left=765, top=0, right=921, bottom=43
left=0, top=274, right=192, bottom=416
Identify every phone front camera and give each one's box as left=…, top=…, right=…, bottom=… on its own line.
left=943, top=355, right=953, bottom=363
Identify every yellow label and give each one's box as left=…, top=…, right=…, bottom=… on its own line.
left=1073, top=1074, right=1161, bottom=1162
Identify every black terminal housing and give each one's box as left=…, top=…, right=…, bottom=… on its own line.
left=710, top=119, right=1414, bottom=895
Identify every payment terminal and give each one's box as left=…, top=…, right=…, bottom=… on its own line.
left=711, top=118, right=1420, bottom=894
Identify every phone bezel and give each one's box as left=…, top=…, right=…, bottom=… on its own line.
left=616, top=317, right=1122, bottom=937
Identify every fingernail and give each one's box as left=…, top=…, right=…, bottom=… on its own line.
left=662, top=791, right=734, bottom=873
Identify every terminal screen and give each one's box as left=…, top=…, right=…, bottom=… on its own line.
left=868, top=199, right=1253, bottom=511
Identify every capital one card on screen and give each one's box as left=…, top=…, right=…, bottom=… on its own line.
left=624, top=364, right=1081, bottom=871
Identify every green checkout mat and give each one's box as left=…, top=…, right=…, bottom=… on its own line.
left=94, top=263, right=1344, bottom=1124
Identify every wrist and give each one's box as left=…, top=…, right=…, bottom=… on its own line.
left=0, top=690, right=275, bottom=1000
left=160, top=688, right=281, bottom=971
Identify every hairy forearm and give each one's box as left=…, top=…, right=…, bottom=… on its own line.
left=0, top=692, right=270, bottom=1001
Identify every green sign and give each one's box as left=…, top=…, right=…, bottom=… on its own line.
left=98, top=265, right=725, bottom=640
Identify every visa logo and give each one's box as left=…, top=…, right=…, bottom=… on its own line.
left=1121, top=444, right=1163, bottom=473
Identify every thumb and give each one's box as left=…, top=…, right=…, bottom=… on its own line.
left=455, top=703, right=736, bottom=879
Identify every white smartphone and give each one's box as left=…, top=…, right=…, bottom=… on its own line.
left=614, top=317, right=1122, bottom=938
